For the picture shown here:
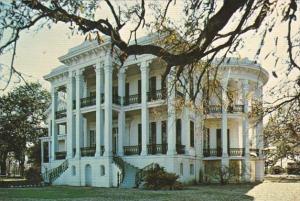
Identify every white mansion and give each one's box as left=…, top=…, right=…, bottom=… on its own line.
left=40, top=35, right=269, bottom=187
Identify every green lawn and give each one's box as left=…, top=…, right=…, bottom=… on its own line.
left=0, top=182, right=299, bottom=201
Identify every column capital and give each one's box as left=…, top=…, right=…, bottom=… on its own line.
left=242, top=79, right=249, bottom=89
left=139, top=60, right=151, bottom=72
left=75, top=68, right=84, bottom=77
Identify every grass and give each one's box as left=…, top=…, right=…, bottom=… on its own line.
left=0, top=182, right=299, bottom=201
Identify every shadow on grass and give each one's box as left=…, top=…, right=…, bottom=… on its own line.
left=0, top=183, right=261, bottom=201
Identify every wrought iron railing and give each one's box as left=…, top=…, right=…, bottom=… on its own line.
left=42, top=159, right=68, bottom=184
left=113, top=156, right=125, bottom=186
left=147, top=144, right=167, bottom=155
left=124, top=94, right=141, bottom=105
left=205, top=104, right=245, bottom=114
left=113, top=95, right=121, bottom=105
left=80, top=146, right=96, bottom=157
left=176, top=144, right=185, bottom=154
left=228, top=148, right=245, bottom=156
left=147, top=89, right=166, bottom=101
left=80, top=96, right=96, bottom=107
left=55, top=110, right=66, bottom=119
left=55, top=151, right=66, bottom=160
left=203, top=148, right=222, bottom=157
left=123, top=145, right=141, bottom=155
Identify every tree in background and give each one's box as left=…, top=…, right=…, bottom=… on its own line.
left=0, top=0, right=299, bottom=109
left=264, top=104, right=300, bottom=170
left=0, top=83, right=50, bottom=176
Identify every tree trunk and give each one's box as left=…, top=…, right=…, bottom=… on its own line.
left=19, top=159, right=25, bottom=177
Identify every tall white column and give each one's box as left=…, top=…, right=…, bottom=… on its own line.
left=118, top=70, right=126, bottom=156
left=75, top=69, right=83, bottom=159
left=51, top=87, right=57, bottom=161
left=104, top=54, right=113, bottom=157
left=242, top=79, right=250, bottom=181
left=255, top=84, right=264, bottom=158
left=183, top=80, right=190, bottom=153
left=95, top=64, right=103, bottom=157
left=167, top=67, right=177, bottom=155
left=140, top=61, right=150, bottom=156
left=67, top=73, right=74, bottom=159
left=221, top=78, right=229, bottom=167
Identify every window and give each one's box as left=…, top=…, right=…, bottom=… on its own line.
left=138, top=124, right=142, bottom=146
left=90, top=130, right=96, bottom=147
left=180, top=163, right=183, bottom=176
left=190, top=164, right=194, bottom=175
left=176, top=119, right=182, bottom=145
left=203, top=128, right=210, bottom=149
left=161, top=121, right=167, bottom=144
left=72, top=166, right=76, bottom=176
left=149, top=122, right=156, bottom=145
left=190, top=121, right=194, bottom=147
left=100, top=165, right=105, bottom=176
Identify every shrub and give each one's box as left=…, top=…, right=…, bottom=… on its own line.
left=287, top=162, right=300, bottom=175
left=24, top=167, right=42, bottom=183
left=269, top=166, right=284, bottom=175
left=144, top=165, right=182, bottom=190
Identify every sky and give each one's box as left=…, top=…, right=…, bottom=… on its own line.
left=0, top=1, right=299, bottom=103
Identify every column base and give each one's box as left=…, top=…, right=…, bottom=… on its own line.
left=221, top=156, right=229, bottom=168
left=167, top=149, right=177, bottom=156
left=66, top=154, right=73, bottom=159
left=94, top=151, right=101, bottom=158
left=103, top=151, right=113, bottom=157
left=140, top=150, right=147, bottom=156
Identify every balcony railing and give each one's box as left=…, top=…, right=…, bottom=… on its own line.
left=124, top=145, right=141, bottom=155
left=113, top=95, right=121, bottom=105
left=55, top=110, right=66, bottom=119
left=147, top=89, right=166, bottom=102
left=55, top=151, right=66, bottom=160
left=80, top=96, right=96, bottom=107
left=124, top=94, right=141, bottom=105
left=228, top=148, right=245, bottom=156
left=81, top=146, right=96, bottom=157
left=176, top=144, right=185, bottom=154
left=203, top=148, right=222, bottom=157
left=147, top=144, right=167, bottom=155
left=205, top=105, right=245, bottom=114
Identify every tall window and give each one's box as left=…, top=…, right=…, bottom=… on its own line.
left=90, top=130, right=95, bottom=147
left=203, top=128, right=210, bottom=149
left=72, top=166, right=76, bottom=176
left=149, top=122, right=156, bottom=144
left=176, top=119, right=182, bottom=145
left=161, top=121, right=167, bottom=144
left=138, top=124, right=142, bottom=146
left=190, top=121, right=194, bottom=147
left=190, top=164, right=194, bottom=175
left=149, top=76, right=156, bottom=99
left=180, top=163, right=184, bottom=176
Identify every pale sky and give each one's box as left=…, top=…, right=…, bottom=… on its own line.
left=0, top=1, right=298, bottom=104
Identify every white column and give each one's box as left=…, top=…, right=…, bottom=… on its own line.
left=255, top=84, right=264, bottom=158
left=140, top=61, right=150, bottom=156
left=167, top=67, right=177, bottom=155
left=67, top=73, right=74, bottom=159
left=221, top=78, right=229, bottom=167
left=51, top=87, right=57, bottom=161
left=242, top=79, right=250, bottom=181
left=118, top=70, right=126, bottom=156
left=95, top=64, right=103, bottom=157
left=104, top=55, right=113, bottom=157
left=183, top=80, right=190, bottom=153
left=75, top=69, right=83, bottom=159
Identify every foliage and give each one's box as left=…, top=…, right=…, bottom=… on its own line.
left=269, top=166, right=285, bottom=175
left=144, top=165, right=182, bottom=190
left=287, top=162, right=300, bottom=175
left=0, top=83, right=50, bottom=176
left=24, top=167, right=42, bottom=183
left=0, top=0, right=300, bottom=109
left=264, top=104, right=300, bottom=169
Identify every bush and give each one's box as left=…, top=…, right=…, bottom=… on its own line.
left=144, top=165, right=182, bottom=190
left=24, top=167, right=42, bottom=183
left=287, top=162, right=300, bottom=175
left=269, top=166, right=284, bottom=175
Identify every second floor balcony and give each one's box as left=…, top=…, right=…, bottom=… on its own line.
left=205, top=104, right=244, bottom=114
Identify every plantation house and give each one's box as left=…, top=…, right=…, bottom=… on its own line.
left=40, top=35, right=268, bottom=187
